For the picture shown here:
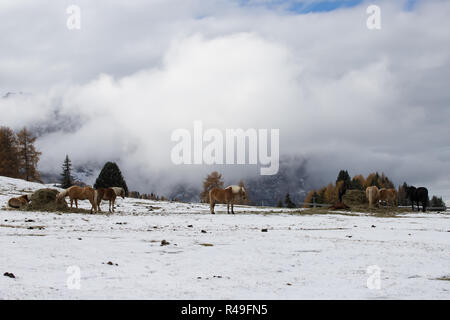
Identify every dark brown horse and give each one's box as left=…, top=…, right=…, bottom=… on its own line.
left=209, top=185, right=246, bottom=214
left=406, top=186, right=428, bottom=212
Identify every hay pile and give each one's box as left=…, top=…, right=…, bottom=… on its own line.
left=26, top=188, right=68, bottom=212
left=343, top=190, right=367, bottom=206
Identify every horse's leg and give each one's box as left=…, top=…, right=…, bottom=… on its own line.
left=231, top=201, right=235, bottom=214
left=70, top=198, right=73, bottom=208
left=422, top=201, right=426, bottom=212
left=227, top=202, right=230, bottom=214
left=210, top=200, right=215, bottom=214
left=75, top=199, right=78, bottom=209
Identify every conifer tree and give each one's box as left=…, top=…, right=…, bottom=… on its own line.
left=16, top=127, right=41, bottom=182
left=285, top=193, right=296, bottom=208
left=336, top=170, right=351, bottom=189
left=94, top=162, right=129, bottom=195
left=60, top=155, right=74, bottom=188
left=0, top=126, right=20, bottom=178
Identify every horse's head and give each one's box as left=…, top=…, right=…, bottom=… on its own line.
left=120, top=188, right=125, bottom=198
left=405, top=186, right=416, bottom=198
left=240, top=186, right=247, bottom=200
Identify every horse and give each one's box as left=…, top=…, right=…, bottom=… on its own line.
left=365, top=186, right=379, bottom=208
left=209, top=185, right=246, bottom=214
left=7, top=194, right=31, bottom=208
left=56, top=186, right=98, bottom=213
left=405, top=186, right=428, bottom=212
left=378, top=188, right=397, bottom=207
left=96, top=188, right=117, bottom=213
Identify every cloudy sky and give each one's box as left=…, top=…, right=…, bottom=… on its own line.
left=1, top=0, right=449, bottom=202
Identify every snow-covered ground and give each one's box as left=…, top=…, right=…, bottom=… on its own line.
left=0, top=176, right=449, bottom=299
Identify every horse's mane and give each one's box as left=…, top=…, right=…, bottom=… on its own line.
left=56, top=187, right=72, bottom=200
left=226, top=185, right=245, bottom=194
left=111, top=187, right=125, bottom=197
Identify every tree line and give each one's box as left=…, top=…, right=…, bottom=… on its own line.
left=304, top=170, right=446, bottom=208
left=0, top=126, right=41, bottom=182
left=60, top=155, right=129, bottom=195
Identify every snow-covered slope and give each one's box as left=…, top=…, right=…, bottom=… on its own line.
left=0, top=176, right=449, bottom=299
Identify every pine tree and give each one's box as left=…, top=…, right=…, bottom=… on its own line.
left=60, top=155, right=74, bottom=188
left=336, top=170, right=351, bottom=189
left=277, top=199, right=284, bottom=207
left=430, top=196, right=445, bottom=208
left=200, top=171, right=224, bottom=203
left=0, top=126, right=20, bottom=178
left=398, top=182, right=409, bottom=206
left=285, top=193, right=296, bottom=208
left=94, top=162, right=129, bottom=195
left=351, top=174, right=365, bottom=190
left=16, top=127, right=42, bottom=182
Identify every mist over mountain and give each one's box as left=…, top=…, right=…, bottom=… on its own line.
left=245, top=156, right=309, bottom=207
left=1, top=1, right=450, bottom=202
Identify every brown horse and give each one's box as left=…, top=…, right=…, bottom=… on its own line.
left=96, top=188, right=117, bottom=213
left=365, top=186, right=379, bottom=208
left=8, top=194, right=31, bottom=208
left=378, top=188, right=397, bottom=207
left=209, top=185, right=246, bottom=214
left=56, top=186, right=98, bottom=213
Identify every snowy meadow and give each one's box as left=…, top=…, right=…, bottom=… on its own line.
left=0, top=176, right=449, bottom=299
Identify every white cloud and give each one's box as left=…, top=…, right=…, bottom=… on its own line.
left=1, top=0, right=450, bottom=200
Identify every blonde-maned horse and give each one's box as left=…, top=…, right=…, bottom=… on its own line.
left=365, top=186, right=379, bottom=208
left=209, top=185, right=246, bottom=214
left=56, top=186, right=98, bottom=213
left=8, top=194, right=31, bottom=208
left=96, top=188, right=117, bottom=213
left=111, top=187, right=126, bottom=198
left=378, top=188, right=397, bottom=207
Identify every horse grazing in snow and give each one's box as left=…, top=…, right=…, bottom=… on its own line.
left=378, top=188, right=397, bottom=207
left=96, top=188, right=117, bottom=213
left=8, top=194, right=31, bottom=208
left=365, top=186, right=379, bottom=208
left=405, top=186, right=428, bottom=212
left=56, top=186, right=98, bottom=213
left=209, top=185, right=246, bottom=214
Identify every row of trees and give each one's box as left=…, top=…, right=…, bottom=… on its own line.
left=0, top=126, right=41, bottom=182
left=303, top=170, right=396, bottom=206
left=304, top=170, right=446, bottom=208
left=60, top=155, right=129, bottom=195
